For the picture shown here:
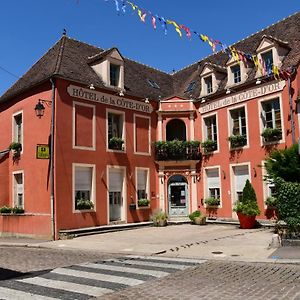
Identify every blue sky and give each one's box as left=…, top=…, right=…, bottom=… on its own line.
left=0, top=1, right=299, bottom=95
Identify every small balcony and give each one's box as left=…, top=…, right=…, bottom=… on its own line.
left=154, top=140, right=201, bottom=161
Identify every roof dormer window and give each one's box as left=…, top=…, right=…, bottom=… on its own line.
left=89, top=48, right=124, bottom=90
left=205, top=76, right=213, bottom=94
left=231, top=64, right=241, bottom=84
left=199, top=63, right=225, bottom=97
left=255, top=36, right=290, bottom=78
left=261, top=50, right=273, bottom=75
left=110, top=64, right=120, bottom=87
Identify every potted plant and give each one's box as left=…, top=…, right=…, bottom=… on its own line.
left=233, top=180, right=260, bottom=229
left=201, top=139, right=217, bottom=153
left=138, top=199, right=150, bottom=207
left=12, top=206, right=25, bottom=214
left=0, top=206, right=12, bottom=214
left=261, top=127, right=282, bottom=143
left=188, top=210, right=206, bottom=225
left=228, top=134, right=247, bottom=149
left=204, top=197, right=220, bottom=207
left=109, top=137, right=124, bottom=150
left=151, top=210, right=168, bottom=226
left=76, top=199, right=94, bottom=210
left=265, top=196, right=277, bottom=209
left=8, top=142, right=22, bottom=158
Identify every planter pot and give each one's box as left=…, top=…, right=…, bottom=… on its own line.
left=153, top=219, right=167, bottom=227
left=237, top=212, right=257, bottom=229
left=194, top=216, right=206, bottom=225
left=129, top=203, right=136, bottom=210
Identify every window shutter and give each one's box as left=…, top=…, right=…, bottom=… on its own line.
left=75, top=167, right=92, bottom=190
left=235, top=166, right=249, bottom=191
left=137, top=170, right=147, bottom=190
left=206, top=169, right=220, bottom=188
left=109, top=169, right=123, bottom=192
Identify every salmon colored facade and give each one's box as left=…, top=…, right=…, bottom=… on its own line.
left=0, top=13, right=299, bottom=239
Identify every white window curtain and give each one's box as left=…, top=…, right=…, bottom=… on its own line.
left=234, top=165, right=249, bottom=192
left=75, top=167, right=92, bottom=191
left=109, top=169, right=123, bottom=192
left=206, top=168, right=220, bottom=188
left=137, top=169, right=147, bottom=190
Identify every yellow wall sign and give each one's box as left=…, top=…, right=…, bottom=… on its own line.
left=36, top=144, right=50, bottom=159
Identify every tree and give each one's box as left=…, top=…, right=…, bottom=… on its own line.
left=265, top=144, right=300, bottom=183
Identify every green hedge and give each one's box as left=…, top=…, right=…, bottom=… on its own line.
left=275, top=178, right=300, bottom=231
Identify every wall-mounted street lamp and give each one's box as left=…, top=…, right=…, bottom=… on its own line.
left=34, top=99, right=51, bottom=118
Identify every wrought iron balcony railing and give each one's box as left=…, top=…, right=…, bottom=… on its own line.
left=154, top=140, right=201, bottom=161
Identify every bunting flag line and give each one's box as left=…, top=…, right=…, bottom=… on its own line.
left=166, top=20, right=182, bottom=38
left=101, top=0, right=293, bottom=80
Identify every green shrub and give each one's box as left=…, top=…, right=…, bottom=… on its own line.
left=188, top=210, right=202, bottom=222
left=76, top=199, right=94, bottom=210
left=12, top=206, right=25, bottom=214
left=151, top=210, right=168, bottom=226
left=274, top=178, right=300, bottom=231
left=8, top=142, right=22, bottom=152
left=138, top=199, right=150, bottom=207
left=0, top=206, right=12, bottom=213
left=201, top=139, right=217, bottom=152
left=204, top=197, right=220, bottom=206
left=228, top=134, right=247, bottom=148
left=265, top=196, right=277, bottom=207
left=265, top=144, right=300, bottom=183
left=233, top=180, right=260, bottom=216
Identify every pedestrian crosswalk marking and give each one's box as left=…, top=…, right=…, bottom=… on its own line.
left=0, top=287, right=56, bottom=300
left=51, top=267, right=144, bottom=286
left=18, top=277, right=113, bottom=297
left=124, top=255, right=207, bottom=264
left=0, top=256, right=206, bottom=299
left=107, top=258, right=189, bottom=270
left=82, top=262, right=169, bottom=277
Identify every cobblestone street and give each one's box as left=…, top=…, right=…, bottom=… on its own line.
left=0, top=246, right=116, bottom=274
left=99, top=260, right=300, bottom=300
left=0, top=246, right=299, bottom=299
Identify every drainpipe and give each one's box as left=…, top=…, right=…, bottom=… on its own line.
left=50, top=78, right=56, bottom=240
left=287, top=75, right=296, bottom=144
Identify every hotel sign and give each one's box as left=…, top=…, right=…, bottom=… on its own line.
left=199, top=81, right=285, bottom=114
left=36, top=144, right=50, bottom=159
left=67, top=85, right=153, bottom=113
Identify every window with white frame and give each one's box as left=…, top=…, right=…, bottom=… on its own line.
left=261, top=98, right=281, bottom=129
left=110, top=64, right=120, bottom=87
left=204, top=76, right=213, bottom=94
left=261, top=50, right=273, bottom=75
left=74, top=166, right=94, bottom=210
left=206, top=168, right=220, bottom=200
left=229, top=107, right=247, bottom=148
left=108, top=111, right=124, bottom=150
left=231, top=64, right=241, bottom=84
left=13, top=172, right=24, bottom=208
left=203, top=115, right=218, bottom=151
left=230, top=107, right=246, bottom=136
left=137, top=169, right=149, bottom=200
left=13, top=113, right=23, bottom=145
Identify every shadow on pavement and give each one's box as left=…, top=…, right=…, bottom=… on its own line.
left=269, top=246, right=300, bottom=260
left=0, top=267, right=28, bottom=280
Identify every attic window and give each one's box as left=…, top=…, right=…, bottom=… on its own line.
left=110, top=64, right=120, bottom=87
left=261, top=50, right=273, bottom=75
left=204, top=76, right=213, bottom=94
left=184, top=81, right=196, bottom=93
left=231, top=65, right=241, bottom=84
left=147, top=79, right=160, bottom=89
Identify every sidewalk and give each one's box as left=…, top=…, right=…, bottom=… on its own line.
left=1, top=224, right=299, bottom=264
